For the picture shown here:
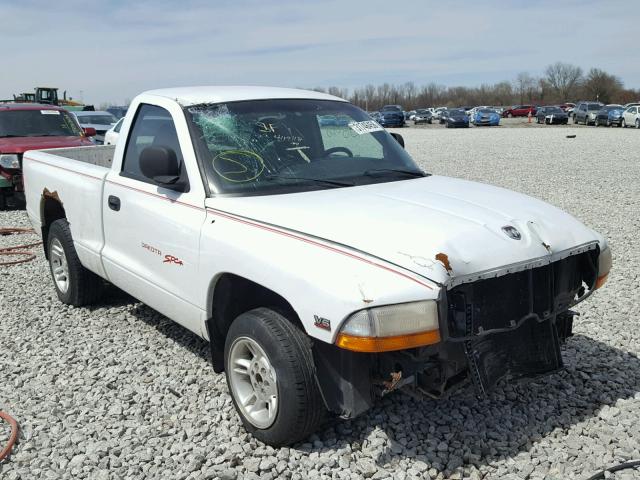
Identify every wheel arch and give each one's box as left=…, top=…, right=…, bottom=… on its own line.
left=205, top=272, right=304, bottom=373
left=40, top=193, right=67, bottom=258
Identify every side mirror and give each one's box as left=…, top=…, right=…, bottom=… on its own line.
left=139, top=146, right=186, bottom=190
left=83, top=127, right=96, bottom=137
left=390, top=132, right=405, bottom=148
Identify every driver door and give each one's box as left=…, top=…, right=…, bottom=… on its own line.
left=102, top=102, right=207, bottom=334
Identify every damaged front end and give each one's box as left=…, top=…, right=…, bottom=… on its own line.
left=314, top=243, right=604, bottom=419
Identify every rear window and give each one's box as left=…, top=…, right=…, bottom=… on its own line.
left=76, top=114, right=117, bottom=125
left=0, top=109, right=82, bottom=138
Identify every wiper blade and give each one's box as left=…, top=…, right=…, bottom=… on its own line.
left=263, top=174, right=354, bottom=187
left=362, top=168, right=427, bottom=178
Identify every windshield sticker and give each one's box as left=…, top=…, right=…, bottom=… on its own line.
left=348, top=120, right=383, bottom=135
left=212, top=150, right=265, bottom=183
left=41, top=110, right=60, bottom=115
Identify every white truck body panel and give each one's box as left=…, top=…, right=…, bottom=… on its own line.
left=22, top=86, right=607, bottom=346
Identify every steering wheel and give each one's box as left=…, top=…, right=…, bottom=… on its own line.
left=324, top=146, right=353, bottom=157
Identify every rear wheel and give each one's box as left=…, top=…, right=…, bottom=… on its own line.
left=225, top=308, right=326, bottom=446
left=636, top=118, right=640, bottom=129
left=47, top=219, right=103, bottom=306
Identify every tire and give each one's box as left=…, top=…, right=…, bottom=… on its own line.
left=0, top=189, right=7, bottom=211
left=47, top=219, right=103, bottom=306
left=574, top=115, right=579, bottom=124
left=224, top=307, right=326, bottom=446
left=636, top=119, right=640, bottom=129
left=621, top=119, right=626, bottom=128
left=508, top=113, right=513, bottom=118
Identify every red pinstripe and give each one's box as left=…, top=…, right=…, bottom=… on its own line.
left=25, top=157, right=433, bottom=290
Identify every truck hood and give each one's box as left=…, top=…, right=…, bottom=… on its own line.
left=0, top=136, right=93, bottom=154
left=208, top=176, right=603, bottom=286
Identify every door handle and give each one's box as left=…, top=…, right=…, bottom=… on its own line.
left=108, top=195, right=121, bottom=211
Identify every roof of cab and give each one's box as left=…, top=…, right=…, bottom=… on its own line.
left=143, top=86, right=347, bottom=106
left=0, top=103, right=65, bottom=111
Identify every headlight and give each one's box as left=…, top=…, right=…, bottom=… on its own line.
left=0, top=154, right=20, bottom=169
left=595, top=245, right=612, bottom=289
left=335, top=301, right=440, bottom=352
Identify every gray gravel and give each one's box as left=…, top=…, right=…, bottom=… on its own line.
left=1, top=126, right=639, bottom=480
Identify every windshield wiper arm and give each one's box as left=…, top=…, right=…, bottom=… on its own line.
left=263, top=174, right=354, bottom=187
left=362, top=168, right=427, bottom=178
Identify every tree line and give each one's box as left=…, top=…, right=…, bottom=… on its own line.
left=310, top=62, right=640, bottom=111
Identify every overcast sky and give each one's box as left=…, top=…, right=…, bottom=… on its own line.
left=2, top=0, right=638, bottom=105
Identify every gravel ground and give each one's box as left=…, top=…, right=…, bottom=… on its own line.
left=1, top=126, right=639, bottom=480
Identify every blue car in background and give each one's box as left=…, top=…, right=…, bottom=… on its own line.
left=472, top=108, right=501, bottom=126
left=378, top=105, right=405, bottom=127
left=594, top=104, right=625, bottom=127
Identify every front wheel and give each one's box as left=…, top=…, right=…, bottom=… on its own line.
left=225, top=308, right=326, bottom=446
left=47, top=219, right=103, bottom=306
left=636, top=119, right=640, bottom=129
left=622, top=118, right=626, bottom=128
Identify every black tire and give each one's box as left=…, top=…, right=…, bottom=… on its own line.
left=636, top=119, right=640, bottom=129
left=574, top=115, right=579, bottom=124
left=621, top=118, right=626, bottom=128
left=224, top=308, right=326, bottom=446
left=0, top=189, right=7, bottom=211
left=47, top=219, right=103, bottom=306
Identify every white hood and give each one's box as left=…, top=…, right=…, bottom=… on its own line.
left=208, top=176, right=603, bottom=286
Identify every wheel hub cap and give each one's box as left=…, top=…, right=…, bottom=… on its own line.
left=228, top=337, right=278, bottom=428
left=50, top=238, right=69, bottom=293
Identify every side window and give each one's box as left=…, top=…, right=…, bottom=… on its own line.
left=122, top=104, right=185, bottom=184
left=630, top=107, right=637, bottom=114
left=113, top=118, right=124, bottom=133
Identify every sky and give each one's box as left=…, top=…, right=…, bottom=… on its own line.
left=1, top=0, right=639, bottom=105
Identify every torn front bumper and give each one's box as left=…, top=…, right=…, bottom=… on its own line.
left=445, top=247, right=598, bottom=394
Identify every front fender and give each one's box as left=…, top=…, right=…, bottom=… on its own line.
left=199, top=206, right=440, bottom=344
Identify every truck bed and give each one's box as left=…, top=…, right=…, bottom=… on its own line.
left=37, top=145, right=115, bottom=168
left=23, top=144, right=115, bottom=278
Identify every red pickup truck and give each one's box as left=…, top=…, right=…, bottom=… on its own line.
left=0, top=103, right=95, bottom=209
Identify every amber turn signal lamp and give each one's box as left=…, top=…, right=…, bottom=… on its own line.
left=335, top=329, right=441, bottom=353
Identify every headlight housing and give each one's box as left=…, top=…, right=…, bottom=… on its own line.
left=0, top=154, right=20, bottom=169
left=335, top=301, right=440, bottom=352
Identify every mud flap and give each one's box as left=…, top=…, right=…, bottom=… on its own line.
left=464, top=317, right=563, bottom=396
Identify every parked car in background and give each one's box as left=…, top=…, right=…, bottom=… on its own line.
left=406, top=110, right=416, bottom=121
left=573, top=102, right=603, bottom=125
left=535, top=106, right=569, bottom=125
left=472, top=108, right=500, bottom=126
left=23, top=85, right=611, bottom=447
left=413, top=109, right=433, bottom=124
left=106, top=106, right=128, bottom=120
left=594, top=105, right=625, bottom=127
left=378, top=106, right=405, bottom=127
left=432, top=107, right=447, bottom=120
left=621, top=105, right=640, bottom=128
left=368, top=111, right=383, bottom=122
left=72, top=111, right=118, bottom=144
left=0, top=103, right=94, bottom=209
left=104, top=117, right=124, bottom=145
left=502, top=105, right=536, bottom=118
left=441, top=108, right=469, bottom=128
left=559, top=103, right=575, bottom=112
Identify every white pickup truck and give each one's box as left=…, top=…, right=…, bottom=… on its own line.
left=24, top=86, right=612, bottom=446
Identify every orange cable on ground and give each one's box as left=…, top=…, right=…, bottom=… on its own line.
left=0, top=227, right=41, bottom=266
left=0, top=411, right=18, bottom=462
